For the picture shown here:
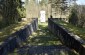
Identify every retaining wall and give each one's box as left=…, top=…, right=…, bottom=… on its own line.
left=0, top=18, right=38, bottom=55
left=48, top=18, right=85, bottom=55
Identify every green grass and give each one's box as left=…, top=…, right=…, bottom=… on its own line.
left=28, top=22, right=62, bottom=46
left=27, top=22, right=78, bottom=55
left=8, top=21, right=77, bottom=55
left=0, top=18, right=33, bottom=43
left=54, top=20, right=85, bottom=40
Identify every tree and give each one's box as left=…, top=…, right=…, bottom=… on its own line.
left=69, top=6, right=78, bottom=26
left=77, top=5, right=85, bottom=28
left=48, top=0, right=77, bottom=18
left=0, top=0, right=23, bottom=28
left=68, top=4, right=85, bottom=28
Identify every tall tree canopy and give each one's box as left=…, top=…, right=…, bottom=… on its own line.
left=0, top=0, right=24, bottom=28
left=48, top=0, right=77, bottom=17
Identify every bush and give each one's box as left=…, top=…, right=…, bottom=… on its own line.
left=69, top=7, right=78, bottom=26
left=77, top=5, right=85, bottom=28
left=69, top=5, right=85, bottom=28
left=0, top=0, right=26, bottom=29
left=17, top=7, right=26, bottom=18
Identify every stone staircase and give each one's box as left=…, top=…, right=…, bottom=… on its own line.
left=12, top=45, right=75, bottom=55
left=8, top=22, right=77, bottom=55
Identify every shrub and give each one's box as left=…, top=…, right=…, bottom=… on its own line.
left=69, top=5, right=85, bottom=28
left=69, top=7, right=78, bottom=26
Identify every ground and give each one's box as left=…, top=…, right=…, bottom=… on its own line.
left=8, top=22, right=77, bottom=55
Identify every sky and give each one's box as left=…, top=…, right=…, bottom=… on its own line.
left=21, top=0, right=25, bottom=2
left=76, top=0, right=85, bottom=5
left=21, top=0, right=85, bottom=5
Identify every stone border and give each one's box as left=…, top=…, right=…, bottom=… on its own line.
left=48, top=18, right=85, bottom=55
left=0, top=18, right=38, bottom=55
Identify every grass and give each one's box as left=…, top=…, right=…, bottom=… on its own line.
left=8, top=21, right=77, bottom=55
left=54, top=20, right=85, bottom=41
left=28, top=22, right=62, bottom=46
left=0, top=18, right=33, bottom=43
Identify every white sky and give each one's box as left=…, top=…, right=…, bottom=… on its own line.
left=76, top=0, right=85, bottom=5
left=21, top=0, right=42, bottom=2
left=21, top=0, right=25, bottom=2
left=21, top=0, right=85, bottom=5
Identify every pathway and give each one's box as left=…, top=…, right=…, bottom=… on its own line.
left=9, top=22, right=76, bottom=55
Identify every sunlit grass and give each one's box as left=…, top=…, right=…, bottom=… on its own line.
left=54, top=20, right=85, bottom=40
left=28, top=22, right=62, bottom=46
left=8, top=21, right=77, bottom=55
left=0, top=18, right=33, bottom=42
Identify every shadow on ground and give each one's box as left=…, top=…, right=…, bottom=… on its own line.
left=8, top=22, right=77, bottom=55
left=28, top=22, right=62, bottom=46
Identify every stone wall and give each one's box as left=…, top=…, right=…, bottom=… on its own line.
left=48, top=18, right=85, bottom=55
left=0, top=18, right=38, bottom=55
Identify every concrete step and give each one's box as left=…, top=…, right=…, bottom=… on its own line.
left=13, top=45, right=76, bottom=55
